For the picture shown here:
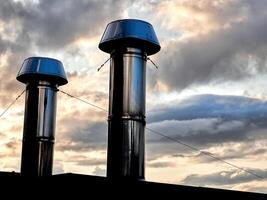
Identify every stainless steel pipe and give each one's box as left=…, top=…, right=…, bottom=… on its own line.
left=108, top=47, right=147, bottom=179
left=99, top=19, right=161, bottom=180
left=17, top=57, right=67, bottom=176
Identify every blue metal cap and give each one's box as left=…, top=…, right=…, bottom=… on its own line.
left=99, top=19, right=161, bottom=55
left=16, top=57, right=68, bottom=86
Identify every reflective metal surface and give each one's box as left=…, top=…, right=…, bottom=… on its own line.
left=107, top=48, right=146, bottom=180
left=17, top=57, right=68, bottom=86
left=99, top=19, right=160, bottom=55
left=100, top=19, right=160, bottom=180
left=20, top=81, right=57, bottom=176
left=17, top=57, right=68, bottom=176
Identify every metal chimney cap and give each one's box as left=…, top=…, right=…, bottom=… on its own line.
left=99, top=19, right=161, bottom=55
left=16, top=57, right=68, bottom=86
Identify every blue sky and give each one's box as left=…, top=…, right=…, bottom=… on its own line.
left=0, top=0, right=267, bottom=193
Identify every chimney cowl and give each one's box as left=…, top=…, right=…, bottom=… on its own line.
left=16, top=57, right=68, bottom=86
left=18, top=56, right=67, bottom=176
left=99, top=19, right=161, bottom=55
left=99, top=19, right=160, bottom=180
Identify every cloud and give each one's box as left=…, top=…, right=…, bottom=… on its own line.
left=145, top=94, right=267, bottom=164
left=53, top=162, right=64, bottom=175
left=0, top=0, right=123, bottom=107
left=76, top=159, right=106, bottom=167
left=156, top=0, right=262, bottom=35
left=147, top=95, right=267, bottom=148
left=0, top=0, right=266, bottom=193
left=148, top=118, right=249, bottom=146
left=150, top=0, right=267, bottom=91
left=56, top=121, right=108, bottom=152
left=66, top=121, right=107, bottom=145
left=92, top=166, right=106, bottom=176
left=54, top=94, right=266, bottom=173
left=233, top=181, right=267, bottom=194
left=147, top=161, right=176, bottom=168
left=148, top=94, right=267, bottom=123
left=192, top=143, right=267, bottom=164
left=60, top=155, right=106, bottom=167
left=0, top=0, right=126, bottom=50
left=0, top=0, right=119, bottom=173
left=182, top=168, right=267, bottom=186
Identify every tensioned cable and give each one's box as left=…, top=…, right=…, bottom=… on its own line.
left=97, top=57, right=111, bottom=72
left=147, top=57, right=159, bottom=69
left=96, top=56, right=158, bottom=71
left=146, top=127, right=264, bottom=180
left=59, top=90, right=108, bottom=113
left=59, top=90, right=264, bottom=180
left=0, top=89, right=25, bottom=118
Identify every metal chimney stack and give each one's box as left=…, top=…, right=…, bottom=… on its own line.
left=17, top=57, right=68, bottom=176
left=99, top=19, right=160, bottom=180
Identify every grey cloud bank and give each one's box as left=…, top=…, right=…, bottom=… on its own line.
left=151, top=0, right=267, bottom=91
left=148, top=94, right=267, bottom=123
left=145, top=94, right=267, bottom=162
left=182, top=168, right=267, bottom=187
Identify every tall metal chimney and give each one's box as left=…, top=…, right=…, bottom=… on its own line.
left=17, top=57, right=68, bottom=176
left=99, top=19, right=160, bottom=180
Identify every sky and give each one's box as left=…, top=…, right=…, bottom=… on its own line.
left=0, top=0, right=267, bottom=193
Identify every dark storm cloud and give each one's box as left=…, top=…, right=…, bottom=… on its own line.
left=151, top=0, right=267, bottom=91
left=182, top=168, right=267, bottom=186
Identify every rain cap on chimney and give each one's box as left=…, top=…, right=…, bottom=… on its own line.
left=16, top=57, right=68, bottom=85
left=99, top=19, right=160, bottom=55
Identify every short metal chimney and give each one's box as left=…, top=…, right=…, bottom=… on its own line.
left=17, top=57, right=68, bottom=176
left=99, top=19, right=160, bottom=180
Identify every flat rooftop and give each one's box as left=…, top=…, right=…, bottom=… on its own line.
left=0, top=172, right=266, bottom=199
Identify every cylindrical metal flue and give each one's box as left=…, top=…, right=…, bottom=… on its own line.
left=16, top=57, right=68, bottom=176
left=99, top=19, right=160, bottom=180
